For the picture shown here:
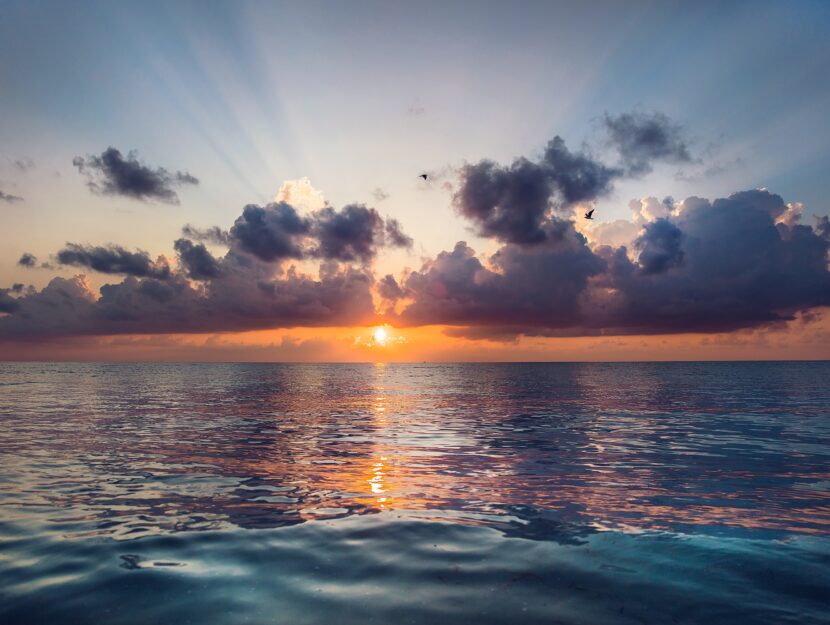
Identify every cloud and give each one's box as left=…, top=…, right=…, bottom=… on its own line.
left=229, top=203, right=311, bottom=262
left=455, top=158, right=552, bottom=245
left=377, top=274, right=406, bottom=301
left=181, top=224, right=230, bottom=245
left=1, top=190, right=23, bottom=203
left=4, top=161, right=828, bottom=345
left=385, top=218, right=413, bottom=249
left=0, top=260, right=375, bottom=339
left=56, top=243, right=171, bottom=279
left=542, top=136, right=622, bottom=205
left=393, top=189, right=830, bottom=337
left=453, top=135, right=623, bottom=245
left=72, top=147, right=198, bottom=203
left=398, top=220, right=605, bottom=328
left=275, top=177, right=326, bottom=212
left=17, top=253, right=37, bottom=267
left=0, top=288, right=21, bottom=313
left=630, top=196, right=675, bottom=224
left=604, top=111, right=693, bottom=175
left=0, top=189, right=407, bottom=339
left=174, top=238, right=222, bottom=280
left=229, top=201, right=411, bottom=265
left=310, top=204, right=385, bottom=263
left=634, top=218, right=684, bottom=275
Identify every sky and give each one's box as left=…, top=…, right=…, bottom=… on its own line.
left=1, top=0, right=829, bottom=361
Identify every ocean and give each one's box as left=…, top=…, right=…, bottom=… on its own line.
left=1, top=362, right=828, bottom=624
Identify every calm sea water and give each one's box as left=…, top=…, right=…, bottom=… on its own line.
left=1, top=362, right=829, bottom=624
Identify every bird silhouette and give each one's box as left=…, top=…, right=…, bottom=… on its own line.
left=584, top=209, right=595, bottom=220
left=419, top=174, right=428, bottom=180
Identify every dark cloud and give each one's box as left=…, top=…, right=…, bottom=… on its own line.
left=228, top=202, right=409, bottom=264
left=0, top=261, right=374, bottom=339
left=1, top=190, right=23, bottom=203
left=229, top=203, right=310, bottom=262
left=542, top=137, right=621, bottom=204
left=56, top=243, right=171, bottom=280
left=0, top=289, right=20, bottom=314
left=181, top=224, right=230, bottom=245
left=455, top=159, right=551, bottom=245
left=399, top=221, right=605, bottom=328
left=378, top=274, right=406, bottom=301
left=634, top=218, right=684, bottom=274
left=385, top=218, right=413, bottom=249
left=815, top=215, right=830, bottom=240
left=394, top=189, right=830, bottom=337
left=454, top=137, right=621, bottom=245
left=174, top=238, right=221, bottom=280
left=72, top=147, right=198, bottom=203
left=310, top=204, right=384, bottom=263
left=17, top=253, right=37, bottom=267
left=604, top=111, right=693, bottom=175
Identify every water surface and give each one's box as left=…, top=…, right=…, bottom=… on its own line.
left=1, top=362, right=829, bottom=623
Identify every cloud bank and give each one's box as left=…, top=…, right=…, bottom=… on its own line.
left=393, top=189, right=830, bottom=337
left=3, top=116, right=829, bottom=345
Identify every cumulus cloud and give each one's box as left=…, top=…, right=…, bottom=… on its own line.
left=229, top=203, right=311, bottom=262
left=630, top=196, right=675, bottom=224
left=634, top=219, right=684, bottom=275
left=174, top=238, right=221, bottom=280
left=0, top=186, right=413, bottom=339
left=604, top=111, right=693, bottom=175
left=455, top=158, right=552, bottom=245
left=72, top=147, right=198, bottom=203
left=228, top=201, right=412, bottom=265
left=1, top=190, right=23, bottom=203
left=452, top=121, right=690, bottom=245
left=399, top=221, right=605, bottom=328
left=455, top=137, right=625, bottom=245
left=56, top=243, right=171, bottom=280
left=310, top=204, right=385, bottom=263
left=542, top=136, right=621, bottom=205
left=3, top=139, right=828, bottom=346
left=0, top=256, right=376, bottom=339
left=275, top=177, right=326, bottom=212
left=393, top=189, right=830, bottom=337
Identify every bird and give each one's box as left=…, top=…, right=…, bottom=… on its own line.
left=584, top=208, right=595, bottom=220
left=419, top=173, right=428, bottom=180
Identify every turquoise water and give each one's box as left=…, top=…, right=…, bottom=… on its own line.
left=1, top=362, right=828, bottom=624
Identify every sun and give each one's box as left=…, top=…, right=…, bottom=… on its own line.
left=373, top=327, right=388, bottom=346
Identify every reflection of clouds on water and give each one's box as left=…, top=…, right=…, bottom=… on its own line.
left=1, top=362, right=829, bottom=541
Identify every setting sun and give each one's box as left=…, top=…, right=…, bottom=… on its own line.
left=373, top=327, right=388, bottom=346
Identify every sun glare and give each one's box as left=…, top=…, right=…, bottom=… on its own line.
left=374, top=327, right=388, bottom=345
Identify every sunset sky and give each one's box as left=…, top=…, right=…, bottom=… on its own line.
left=1, top=0, right=829, bottom=361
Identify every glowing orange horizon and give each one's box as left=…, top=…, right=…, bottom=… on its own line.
left=1, top=308, right=829, bottom=362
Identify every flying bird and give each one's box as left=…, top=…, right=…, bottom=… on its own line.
left=419, top=174, right=428, bottom=180
left=584, top=209, right=595, bottom=220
